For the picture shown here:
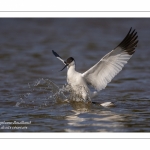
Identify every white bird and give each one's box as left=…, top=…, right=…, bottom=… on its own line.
left=52, top=28, right=138, bottom=102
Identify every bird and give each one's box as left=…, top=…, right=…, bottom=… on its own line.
left=52, top=27, right=138, bottom=102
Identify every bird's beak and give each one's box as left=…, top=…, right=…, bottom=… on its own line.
left=60, top=64, right=68, bottom=71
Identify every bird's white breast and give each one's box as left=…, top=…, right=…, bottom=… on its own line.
left=67, top=66, right=84, bottom=86
left=67, top=66, right=90, bottom=100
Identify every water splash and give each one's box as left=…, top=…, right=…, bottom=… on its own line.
left=15, top=78, right=92, bottom=108
left=16, top=78, right=65, bottom=108
left=64, top=84, right=91, bottom=102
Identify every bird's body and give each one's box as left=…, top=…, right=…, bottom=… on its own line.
left=67, top=61, right=91, bottom=100
left=52, top=28, right=138, bottom=102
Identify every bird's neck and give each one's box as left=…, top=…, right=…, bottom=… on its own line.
left=67, top=64, right=76, bottom=72
left=67, top=64, right=78, bottom=85
left=67, top=65, right=77, bottom=80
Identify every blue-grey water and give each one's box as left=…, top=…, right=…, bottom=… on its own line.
left=0, top=18, right=149, bottom=132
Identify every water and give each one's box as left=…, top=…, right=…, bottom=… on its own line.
left=0, top=18, right=150, bottom=132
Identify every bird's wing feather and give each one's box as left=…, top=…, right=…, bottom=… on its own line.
left=82, top=28, right=138, bottom=91
left=52, top=50, right=66, bottom=64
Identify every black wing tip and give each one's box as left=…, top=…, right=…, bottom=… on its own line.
left=52, top=50, right=55, bottom=54
left=52, top=50, right=60, bottom=58
left=117, top=27, right=138, bottom=55
left=52, top=50, right=56, bottom=55
left=129, top=27, right=132, bottom=32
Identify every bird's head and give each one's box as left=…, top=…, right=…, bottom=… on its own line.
left=60, top=57, right=75, bottom=71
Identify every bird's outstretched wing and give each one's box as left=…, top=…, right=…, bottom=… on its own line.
left=52, top=50, right=66, bottom=64
left=82, top=28, right=138, bottom=91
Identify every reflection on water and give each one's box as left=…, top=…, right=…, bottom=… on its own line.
left=66, top=109, right=125, bottom=132
left=0, top=18, right=150, bottom=132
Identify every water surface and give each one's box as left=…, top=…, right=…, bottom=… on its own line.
left=0, top=18, right=150, bottom=132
